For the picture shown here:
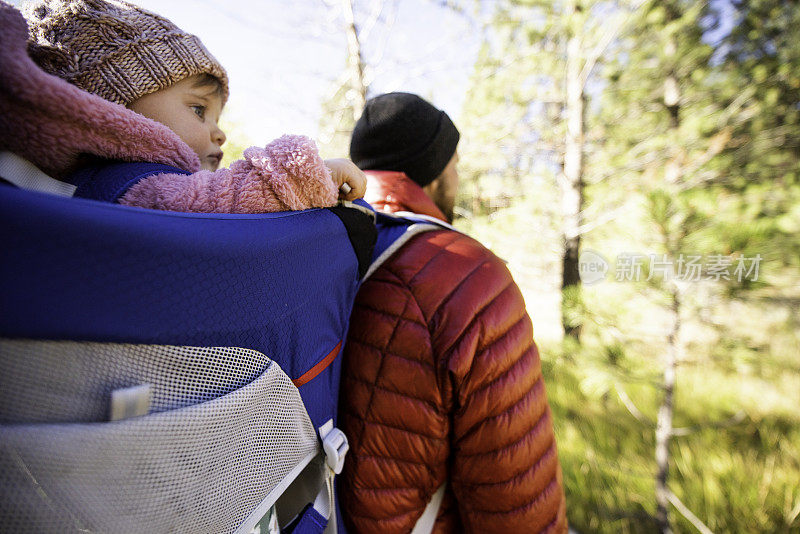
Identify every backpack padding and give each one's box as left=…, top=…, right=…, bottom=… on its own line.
left=0, top=186, right=372, bottom=429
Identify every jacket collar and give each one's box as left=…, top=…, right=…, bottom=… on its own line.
left=364, top=170, right=448, bottom=223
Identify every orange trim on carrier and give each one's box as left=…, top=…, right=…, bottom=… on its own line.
left=292, top=341, right=343, bottom=387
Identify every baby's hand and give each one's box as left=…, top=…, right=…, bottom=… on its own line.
left=324, top=158, right=366, bottom=201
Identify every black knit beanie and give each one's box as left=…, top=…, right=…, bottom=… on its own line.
left=349, top=92, right=460, bottom=187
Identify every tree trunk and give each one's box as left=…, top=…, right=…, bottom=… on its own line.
left=655, top=25, right=681, bottom=533
left=560, top=0, right=586, bottom=340
left=342, top=0, right=368, bottom=121
left=655, top=283, right=679, bottom=534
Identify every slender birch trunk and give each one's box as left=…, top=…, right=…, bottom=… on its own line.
left=655, top=25, right=681, bottom=533
left=561, top=0, right=586, bottom=340
left=655, top=283, right=679, bottom=533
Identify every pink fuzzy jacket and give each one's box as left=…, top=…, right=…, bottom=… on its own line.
left=119, top=136, right=338, bottom=213
left=0, top=2, right=336, bottom=212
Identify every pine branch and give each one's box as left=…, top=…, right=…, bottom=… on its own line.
left=579, top=0, right=649, bottom=89
left=615, top=382, right=655, bottom=425
left=667, top=490, right=715, bottom=534
left=426, top=0, right=481, bottom=25
left=671, top=410, right=747, bottom=437
left=573, top=204, right=631, bottom=236
left=363, top=0, right=398, bottom=81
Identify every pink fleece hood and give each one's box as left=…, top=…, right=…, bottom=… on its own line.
left=0, top=1, right=200, bottom=180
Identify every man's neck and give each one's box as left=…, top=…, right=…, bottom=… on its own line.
left=364, top=170, right=448, bottom=222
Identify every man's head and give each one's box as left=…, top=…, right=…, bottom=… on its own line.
left=350, top=92, right=460, bottom=220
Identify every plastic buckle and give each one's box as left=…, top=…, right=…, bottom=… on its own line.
left=319, top=422, right=349, bottom=475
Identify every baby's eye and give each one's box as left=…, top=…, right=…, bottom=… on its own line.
left=191, top=105, right=206, bottom=119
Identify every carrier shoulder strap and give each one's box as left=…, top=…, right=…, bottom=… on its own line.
left=349, top=205, right=455, bottom=534
left=410, top=483, right=447, bottom=534
left=71, top=160, right=190, bottom=203
left=349, top=205, right=455, bottom=281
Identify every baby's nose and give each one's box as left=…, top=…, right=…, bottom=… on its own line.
left=213, top=126, right=226, bottom=147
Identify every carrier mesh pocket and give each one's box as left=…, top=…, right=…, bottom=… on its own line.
left=0, top=339, right=319, bottom=534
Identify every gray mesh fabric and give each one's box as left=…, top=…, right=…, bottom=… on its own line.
left=0, top=339, right=320, bottom=533
left=0, top=340, right=274, bottom=423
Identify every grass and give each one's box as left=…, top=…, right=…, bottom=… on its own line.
left=541, top=331, right=800, bottom=533
left=538, top=273, right=800, bottom=534
left=453, top=197, right=800, bottom=533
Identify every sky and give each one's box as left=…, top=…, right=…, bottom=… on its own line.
left=11, top=0, right=479, bottom=152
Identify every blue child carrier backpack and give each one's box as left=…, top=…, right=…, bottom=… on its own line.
left=0, top=161, right=445, bottom=534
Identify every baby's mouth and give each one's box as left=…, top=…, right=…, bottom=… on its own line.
left=206, top=152, right=223, bottom=169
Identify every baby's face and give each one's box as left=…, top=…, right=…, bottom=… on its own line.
left=128, top=75, right=226, bottom=170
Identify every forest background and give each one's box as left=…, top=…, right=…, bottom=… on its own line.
left=185, top=1, right=800, bottom=532
left=16, top=0, right=798, bottom=531
left=298, top=2, right=800, bottom=531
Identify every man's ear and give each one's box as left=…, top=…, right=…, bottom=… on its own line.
left=422, top=175, right=441, bottom=198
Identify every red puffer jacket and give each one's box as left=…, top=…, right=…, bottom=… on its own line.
left=339, top=171, right=567, bottom=533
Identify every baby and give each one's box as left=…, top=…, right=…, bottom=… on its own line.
left=22, top=0, right=365, bottom=212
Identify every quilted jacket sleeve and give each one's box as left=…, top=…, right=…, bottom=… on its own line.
left=339, top=229, right=567, bottom=534
left=119, top=135, right=338, bottom=213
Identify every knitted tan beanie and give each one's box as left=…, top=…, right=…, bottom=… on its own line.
left=22, top=0, right=229, bottom=106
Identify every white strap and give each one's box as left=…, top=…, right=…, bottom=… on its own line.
left=0, top=151, right=76, bottom=196
left=312, top=419, right=348, bottom=533
left=239, top=420, right=346, bottom=534
left=362, top=223, right=441, bottom=281
left=337, top=199, right=377, bottom=221
left=393, top=211, right=458, bottom=232
left=311, top=465, right=335, bottom=523
left=234, top=448, right=319, bottom=534
left=410, top=483, right=446, bottom=534
left=362, top=210, right=459, bottom=281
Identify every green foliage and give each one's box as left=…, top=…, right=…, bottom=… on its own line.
left=456, top=0, right=800, bottom=531
left=714, top=0, right=800, bottom=267
left=317, top=79, right=358, bottom=160
left=561, top=284, right=587, bottom=334
left=457, top=0, right=583, bottom=216
left=542, top=277, right=800, bottom=532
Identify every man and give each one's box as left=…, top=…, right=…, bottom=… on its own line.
left=338, top=92, right=568, bottom=533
